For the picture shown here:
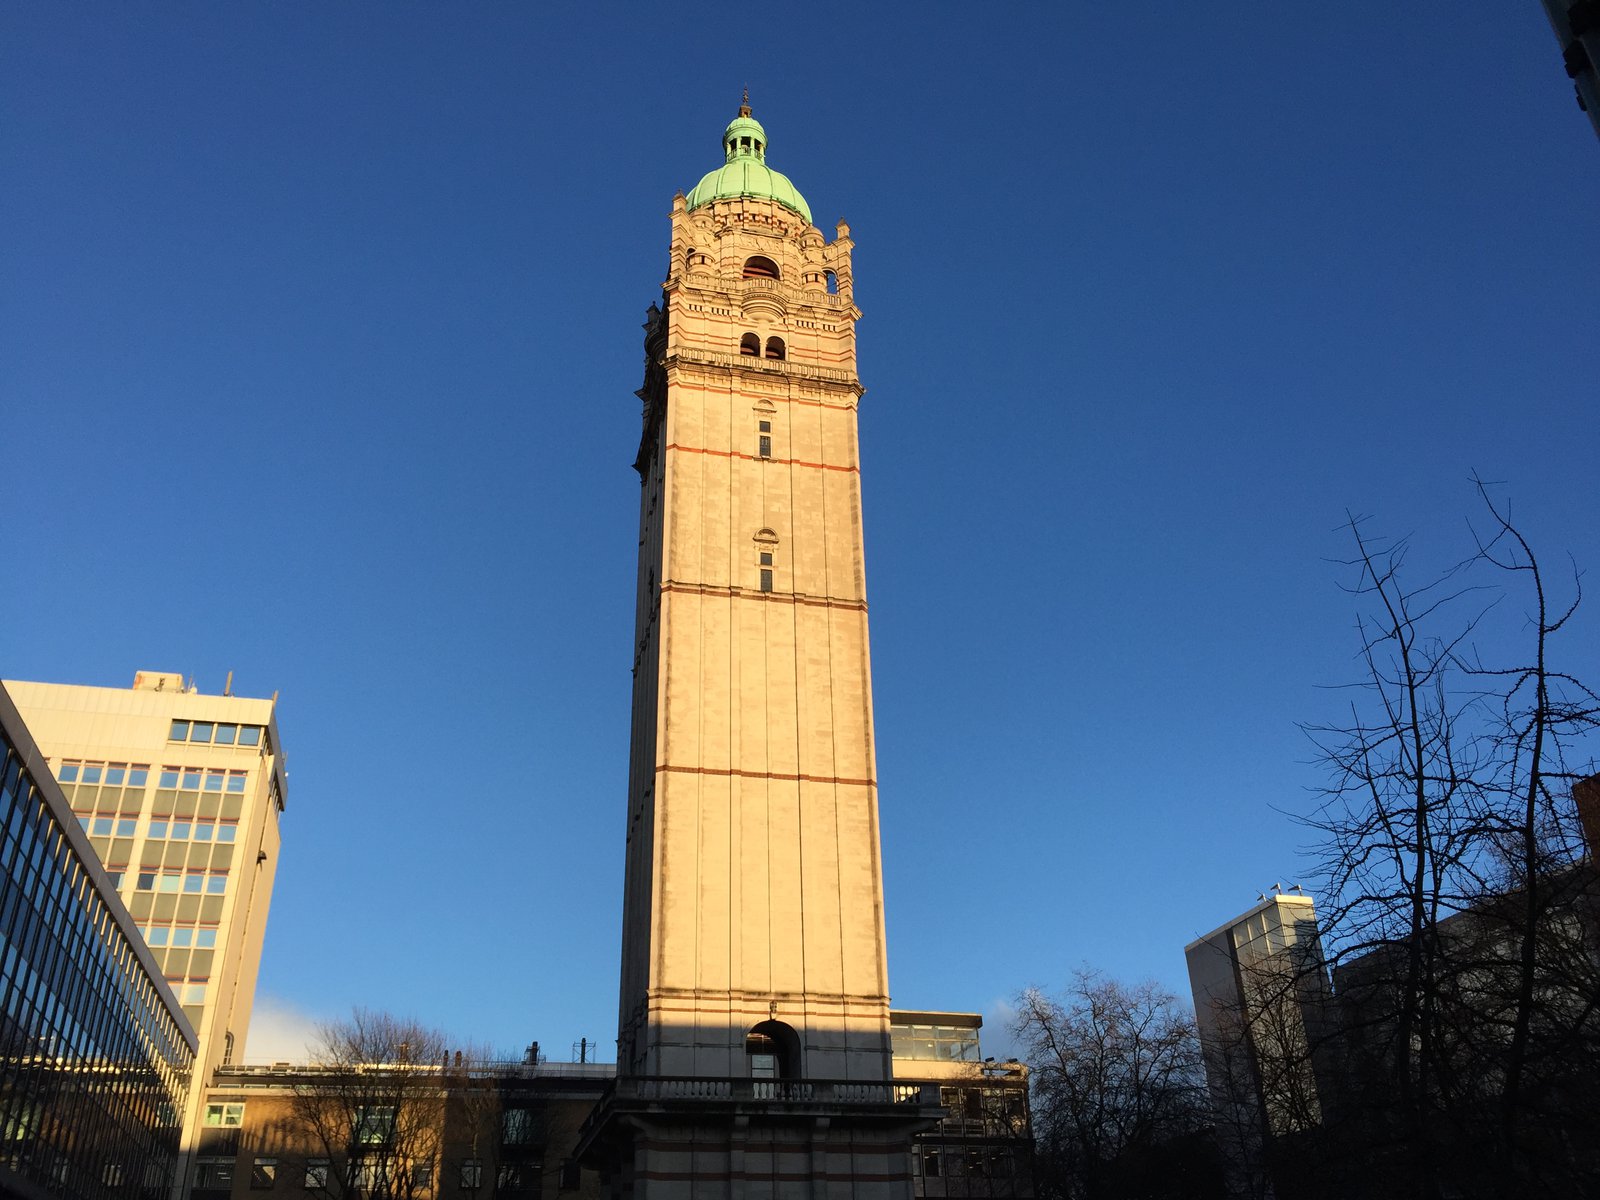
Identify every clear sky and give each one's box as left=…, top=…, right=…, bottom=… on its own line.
left=4, top=3, right=1596, bottom=1063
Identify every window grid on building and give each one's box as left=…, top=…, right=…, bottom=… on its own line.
left=0, top=724, right=194, bottom=1200
left=168, top=720, right=266, bottom=749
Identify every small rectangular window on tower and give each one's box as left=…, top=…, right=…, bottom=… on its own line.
left=759, top=435, right=772, bottom=459
left=759, top=552, right=773, bottom=566
left=758, top=420, right=771, bottom=432
left=760, top=569, right=773, bottom=593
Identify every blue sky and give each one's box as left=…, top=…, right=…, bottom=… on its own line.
left=4, top=3, right=1596, bottom=1062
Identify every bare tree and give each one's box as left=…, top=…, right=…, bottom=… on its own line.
left=1301, top=512, right=1492, bottom=1197
left=1301, top=483, right=1599, bottom=1198
left=1013, top=971, right=1222, bottom=1200
left=440, top=1050, right=558, bottom=1200
left=289, top=1010, right=453, bottom=1200
left=1456, top=477, right=1600, bottom=1193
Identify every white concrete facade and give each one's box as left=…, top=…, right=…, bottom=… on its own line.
left=4, top=673, right=286, bottom=1199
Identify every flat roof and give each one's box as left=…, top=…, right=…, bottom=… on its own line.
left=889, top=1010, right=982, bottom=1028
left=1184, top=891, right=1316, bottom=954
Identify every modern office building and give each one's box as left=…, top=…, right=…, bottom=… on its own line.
left=576, top=101, right=941, bottom=1196
left=0, top=683, right=196, bottom=1200
left=889, top=1013, right=1033, bottom=1198
left=1185, top=888, right=1334, bottom=1196
left=1537, top=0, right=1600, bottom=141
left=3, top=673, right=287, bottom=1197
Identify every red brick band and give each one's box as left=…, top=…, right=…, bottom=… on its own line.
left=666, top=443, right=859, bottom=474
left=657, top=764, right=876, bottom=788
left=660, top=582, right=867, bottom=612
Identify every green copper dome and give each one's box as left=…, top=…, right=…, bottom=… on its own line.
left=685, top=103, right=812, bottom=224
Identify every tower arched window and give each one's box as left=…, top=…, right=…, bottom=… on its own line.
left=746, top=1020, right=800, bottom=1081
left=764, top=336, right=786, bottom=361
left=739, top=333, right=760, bottom=357
left=742, top=256, right=780, bottom=281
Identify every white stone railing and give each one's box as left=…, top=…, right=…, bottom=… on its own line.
left=573, top=1077, right=940, bottom=1159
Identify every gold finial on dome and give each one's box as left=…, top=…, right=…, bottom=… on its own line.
left=739, top=87, right=751, bottom=119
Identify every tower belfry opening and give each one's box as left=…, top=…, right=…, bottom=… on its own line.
left=576, top=103, right=938, bottom=1199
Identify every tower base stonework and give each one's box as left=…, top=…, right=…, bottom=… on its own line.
left=577, top=1078, right=941, bottom=1200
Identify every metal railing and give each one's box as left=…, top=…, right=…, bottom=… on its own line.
left=214, top=1059, right=616, bottom=1080
left=611, top=1076, right=936, bottom=1106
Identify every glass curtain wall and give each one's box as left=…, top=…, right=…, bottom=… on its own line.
left=0, top=693, right=195, bottom=1200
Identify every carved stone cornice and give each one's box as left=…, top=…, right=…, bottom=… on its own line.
left=665, top=347, right=861, bottom=392
left=675, top=272, right=858, bottom=317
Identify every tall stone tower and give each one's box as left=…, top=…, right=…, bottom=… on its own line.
left=578, top=101, right=936, bottom=1198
